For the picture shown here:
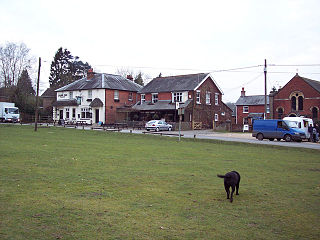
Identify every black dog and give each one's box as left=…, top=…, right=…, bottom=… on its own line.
left=217, top=171, right=241, bottom=203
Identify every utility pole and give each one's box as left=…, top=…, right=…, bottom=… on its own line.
left=34, top=57, right=41, bottom=131
left=264, top=59, right=267, bottom=119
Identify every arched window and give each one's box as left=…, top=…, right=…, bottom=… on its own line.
left=291, top=96, right=296, bottom=110
left=277, top=107, right=284, bottom=119
left=298, top=96, right=303, bottom=110
left=312, top=107, right=318, bottom=119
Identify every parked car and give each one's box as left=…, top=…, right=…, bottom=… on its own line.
left=145, top=120, right=172, bottom=131
left=252, top=119, right=305, bottom=142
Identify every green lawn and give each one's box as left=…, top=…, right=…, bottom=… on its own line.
left=0, top=125, right=319, bottom=239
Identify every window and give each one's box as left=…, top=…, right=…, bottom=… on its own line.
left=214, top=113, right=219, bottom=122
left=76, top=96, right=81, bottom=105
left=66, top=108, right=70, bottom=119
left=72, top=108, right=76, bottom=118
left=206, top=91, right=211, bottom=105
left=298, top=96, right=303, bottom=110
left=141, top=94, right=145, bottom=103
left=128, top=92, right=133, bottom=101
left=81, top=108, right=92, bottom=119
left=243, top=106, right=249, bottom=113
left=215, top=93, right=219, bottom=105
left=291, top=96, right=296, bottom=110
left=173, top=92, right=183, bottom=103
left=152, top=93, right=158, bottom=103
left=196, top=91, right=201, bottom=104
left=69, top=91, right=73, bottom=99
left=114, top=90, right=119, bottom=101
left=88, top=90, right=92, bottom=99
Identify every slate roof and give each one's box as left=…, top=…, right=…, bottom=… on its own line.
left=301, top=76, right=320, bottom=93
left=52, top=99, right=78, bottom=107
left=55, top=73, right=142, bottom=92
left=41, top=87, right=56, bottom=98
left=139, top=73, right=220, bottom=94
left=235, top=95, right=269, bottom=106
left=132, top=99, right=192, bottom=111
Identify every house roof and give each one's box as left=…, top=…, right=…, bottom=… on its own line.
left=132, top=100, right=192, bottom=111
left=55, top=73, right=142, bottom=92
left=41, top=87, right=56, bottom=98
left=89, top=98, right=103, bottom=107
left=235, top=95, right=269, bottom=106
left=52, top=99, right=78, bottom=107
left=139, top=73, right=223, bottom=94
left=301, top=76, right=320, bottom=93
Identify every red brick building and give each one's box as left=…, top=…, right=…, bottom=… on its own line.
left=235, top=88, right=270, bottom=131
left=269, top=74, right=320, bottom=121
left=131, top=73, right=232, bottom=130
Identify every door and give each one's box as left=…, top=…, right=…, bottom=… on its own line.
left=95, top=109, right=99, bottom=123
left=59, top=110, right=63, bottom=119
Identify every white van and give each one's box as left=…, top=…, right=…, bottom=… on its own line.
left=283, top=117, right=313, bottom=140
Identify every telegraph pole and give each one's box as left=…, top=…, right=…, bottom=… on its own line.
left=264, top=59, right=267, bottom=119
left=34, top=57, right=41, bottom=131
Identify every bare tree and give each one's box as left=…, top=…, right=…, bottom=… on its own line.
left=115, top=67, right=151, bottom=86
left=0, top=42, right=33, bottom=88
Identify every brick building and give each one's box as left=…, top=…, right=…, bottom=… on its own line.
left=52, top=71, right=142, bottom=124
left=235, top=87, right=270, bottom=131
left=131, top=73, right=232, bottom=130
left=269, top=74, right=320, bottom=121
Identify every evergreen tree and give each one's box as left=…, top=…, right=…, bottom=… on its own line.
left=49, top=47, right=91, bottom=89
left=17, top=69, right=35, bottom=95
left=134, top=72, right=144, bottom=86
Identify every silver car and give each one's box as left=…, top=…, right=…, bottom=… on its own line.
left=145, top=120, right=172, bottom=131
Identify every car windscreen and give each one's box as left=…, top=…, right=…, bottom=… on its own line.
left=8, top=108, right=19, bottom=114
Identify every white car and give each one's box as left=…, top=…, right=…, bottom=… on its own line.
left=145, top=120, right=172, bottom=131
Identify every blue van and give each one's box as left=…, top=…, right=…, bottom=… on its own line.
left=252, top=119, right=305, bottom=142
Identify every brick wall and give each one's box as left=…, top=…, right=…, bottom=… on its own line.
left=105, top=89, right=138, bottom=124
left=272, top=75, right=320, bottom=119
left=236, top=105, right=269, bottom=124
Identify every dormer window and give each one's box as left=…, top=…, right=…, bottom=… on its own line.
left=173, top=92, right=183, bottom=103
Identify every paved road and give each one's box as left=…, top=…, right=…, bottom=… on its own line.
left=120, top=129, right=320, bottom=150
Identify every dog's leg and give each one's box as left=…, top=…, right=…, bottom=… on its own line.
left=224, top=184, right=230, bottom=199
left=230, top=186, right=235, bottom=203
left=236, top=182, right=240, bottom=195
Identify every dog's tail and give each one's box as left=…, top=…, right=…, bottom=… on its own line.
left=217, top=174, right=227, bottom=178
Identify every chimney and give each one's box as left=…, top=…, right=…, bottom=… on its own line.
left=127, top=75, right=133, bottom=81
left=87, top=69, right=94, bottom=80
left=241, top=87, right=246, bottom=97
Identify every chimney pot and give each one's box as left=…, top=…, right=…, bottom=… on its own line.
left=127, top=75, right=133, bottom=81
left=241, top=87, right=246, bottom=97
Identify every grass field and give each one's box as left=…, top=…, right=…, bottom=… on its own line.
left=0, top=125, right=319, bottom=239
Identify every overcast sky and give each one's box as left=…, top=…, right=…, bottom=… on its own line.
left=1, top=0, right=319, bottom=102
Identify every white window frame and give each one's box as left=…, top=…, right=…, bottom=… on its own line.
left=215, top=113, right=219, bottom=122
left=243, top=106, right=249, bottom=113
left=141, top=94, right=145, bottom=103
left=69, top=91, right=73, bottom=99
left=152, top=93, right=158, bottom=103
left=173, top=92, right=183, bottom=103
left=66, top=108, right=70, bottom=119
left=215, top=93, right=219, bottom=105
left=114, top=90, right=119, bottom=100
left=88, top=90, right=92, bottom=99
left=81, top=108, right=92, bottom=119
left=196, top=90, right=201, bottom=104
left=206, top=91, right=211, bottom=105
left=128, top=92, right=133, bottom=101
